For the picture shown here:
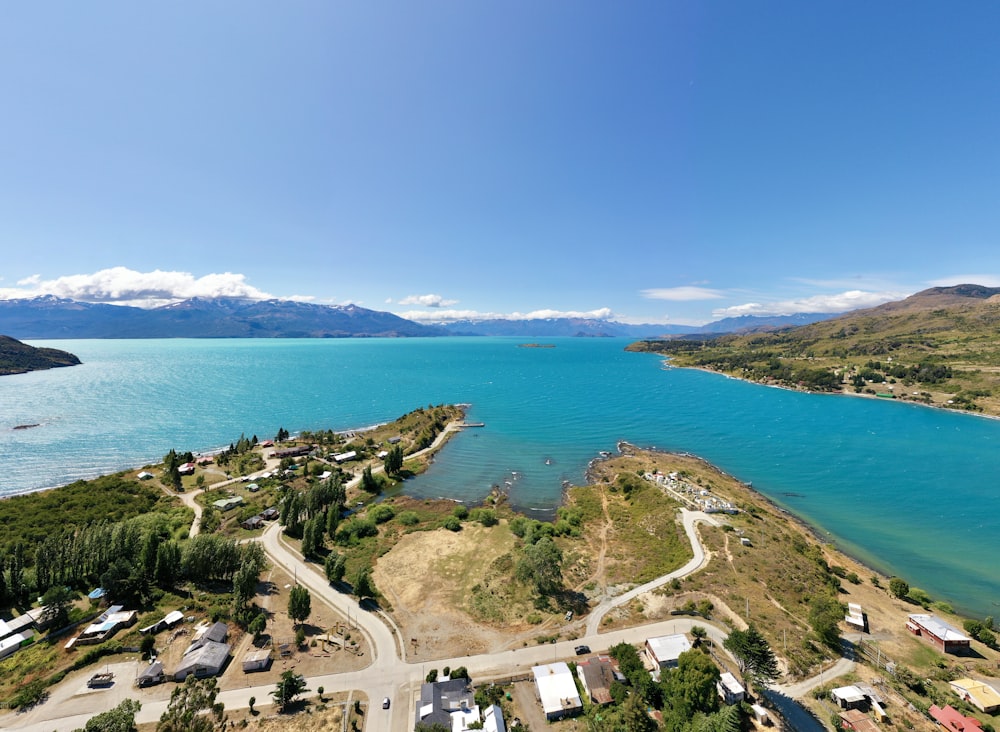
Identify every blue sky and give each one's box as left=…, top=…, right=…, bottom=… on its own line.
left=2, top=2, right=998, bottom=325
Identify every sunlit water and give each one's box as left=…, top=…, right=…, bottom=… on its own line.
left=2, top=337, right=998, bottom=616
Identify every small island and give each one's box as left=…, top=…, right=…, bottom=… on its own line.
left=0, top=334, right=80, bottom=376
left=519, top=343, right=556, bottom=348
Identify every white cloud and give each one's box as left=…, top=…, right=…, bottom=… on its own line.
left=0, top=267, right=277, bottom=307
left=928, top=274, right=1000, bottom=288
left=641, top=286, right=725, bottom=301
left=397, top=293, right=459, bottom=308
left=399, top=307, right=616, bottom=323
left=711, top=289, right=905, bottom=319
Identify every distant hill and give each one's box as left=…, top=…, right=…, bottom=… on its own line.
left=0, top=335, right=80, bottom=375
left=0, top=296, right=843, bottom=340
left=436, top=318, right=700, bottom=338
left=0, top=296, right=444, bottom=339
left=434, top=312, right=839, bottom=338
left=696, top=312, right=841, bottom=334
left=628, top=284, right=1000, bottom=415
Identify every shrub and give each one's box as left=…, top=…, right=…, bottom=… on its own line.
left=368, top=504, right=395, bottom=524
left=443, top=516, right=461, bottom=532
left=397, top=511, right=419, bottom=526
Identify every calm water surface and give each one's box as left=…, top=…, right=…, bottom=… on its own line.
left=2, top=338, right=998, bottom=616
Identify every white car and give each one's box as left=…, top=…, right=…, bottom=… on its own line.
left=382, top=697, right=391, bottom=709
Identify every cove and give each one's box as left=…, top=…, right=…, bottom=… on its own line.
left=2, top=337, right=998, bottom=617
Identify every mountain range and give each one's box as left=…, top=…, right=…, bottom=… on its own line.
left=0, top=296, right=840, bottom=340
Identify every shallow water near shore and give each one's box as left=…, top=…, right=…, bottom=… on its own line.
left=3, top=337, right=999, bottom=617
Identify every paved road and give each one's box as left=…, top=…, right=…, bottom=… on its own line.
left=0, top=431, right=856, bottom=732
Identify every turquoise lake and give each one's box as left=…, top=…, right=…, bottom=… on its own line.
left=2, top=337, right=998, bottom=617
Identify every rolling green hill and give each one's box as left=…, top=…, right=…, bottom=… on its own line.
left=627, top=284, right=1000, bottom=415
left=0, top=335, right=81, bottom=375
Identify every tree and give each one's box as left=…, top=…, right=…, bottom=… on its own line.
left=248, top=612, right=267, bottom=642
left=74, top=698, right=141, bottom=732
left=809, top=594, right=844, bottom=648
left=723, top=626, right=779, bottom=688
left=140, top=633, right=157, bottom=660
left=231, top=561, right=260, bottom=612
left=384, top=445, right=404, bottom=476
left=272, top=670, right=309, bottom=712
left=248, top=696, right=256, bottom=715
left=324, top=551, right=347, bottom=584
left=690, top=625, right=708, bottom=647
left=157, top=676, right=225, bottom=732
left=661, top=649, right=720, bottom=722
left=40, top=585, right=73, bottom=629
left=301, top=516, right=323, bottom=559
left=515, top=536, right=563, bottom=596
left=889, top=577, right=910, bottom=599
left=288, top=584, right=311, bottom=626
left=361, top=465, right=379, bottom=493
left=354, top=567, right=377, bottom=601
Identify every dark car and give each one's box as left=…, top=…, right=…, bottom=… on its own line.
left=574, top=645, right=590, bottom=655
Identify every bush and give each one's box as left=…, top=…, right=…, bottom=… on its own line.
left=443, top=516, right=462, bottom=532
left=452, top=505, right=469, bottom=520
left=397, top=511, right=420, bottom=526
left=368, top=504, right=395, bottom=524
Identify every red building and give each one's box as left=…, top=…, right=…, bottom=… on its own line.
left=906, top=614, right=971, bottom=654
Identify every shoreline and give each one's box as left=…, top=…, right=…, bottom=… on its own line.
left=664, top=358, right=1000, bottom=422
left=592, top=442, right=907, bottom=597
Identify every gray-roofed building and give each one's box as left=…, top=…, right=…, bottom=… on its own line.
left=576, top=656, right=615, bottom=705
left=414, top=678, right=476, bottom=729
left=136, top=660, right=165, bottom=687
left=175, top=640, right=230, bottom=680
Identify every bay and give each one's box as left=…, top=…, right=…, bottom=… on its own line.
left=2, top=337, right=998, bottom=617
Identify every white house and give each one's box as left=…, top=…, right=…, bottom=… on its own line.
left=718, top=672, right=746, bottom=705
left=532, top=663, right=582, bottom=720
left=645, top=634, right=692, bottom=670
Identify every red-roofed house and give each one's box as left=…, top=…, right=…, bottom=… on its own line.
left=930, top=704, right=983, bottom=732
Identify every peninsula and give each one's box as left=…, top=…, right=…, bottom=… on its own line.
left=627, top=284, right=1000, bottom=416
left=0, top=334, right=80, bottom=376
left=2, top=409, right=998, bottom=732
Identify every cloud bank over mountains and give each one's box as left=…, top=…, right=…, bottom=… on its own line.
left=1, top=267, right=297, bottom=308
left=3, top=266, right=995, bottom=325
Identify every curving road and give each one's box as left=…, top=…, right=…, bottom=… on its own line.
left=1, top=433, right=856, bottom=732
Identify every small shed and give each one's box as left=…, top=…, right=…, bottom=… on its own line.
left=750, top=704, right=771, bottom=726
left=838, top=709, right=879, bottom=732
left=242, top=648, right=272, bottom=673
left=831, top=685, right=868, bottom=711
left=241, top=515, right=264, bottom=530
left=261, top=507, right=279, bottom=520
left=136, top=660, right=164, bottom=687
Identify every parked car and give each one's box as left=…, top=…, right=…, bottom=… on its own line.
left=382, top=697, right=391, bottom=709
left=574, top=645, right=590, bottom=655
